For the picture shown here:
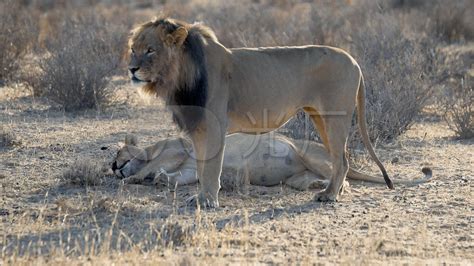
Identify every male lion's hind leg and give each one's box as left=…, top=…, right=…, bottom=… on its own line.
left=303, top=107, right=330, bottom=151
left=311, top=115, right=352, bottom=202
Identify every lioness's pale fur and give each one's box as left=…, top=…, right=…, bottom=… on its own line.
left=128, top=17, right=393, bottom=206
left=113, top=134, right=432, bottom=190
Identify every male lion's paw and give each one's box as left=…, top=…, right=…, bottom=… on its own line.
left=313, top=189, right=338, bottom=202
left=186, top=193, right=219, bottom=209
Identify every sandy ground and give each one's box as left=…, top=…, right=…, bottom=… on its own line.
left=0, top=84, right=472, bottom=265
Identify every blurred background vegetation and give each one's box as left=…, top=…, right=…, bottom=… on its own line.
left=0, top=0, right=472, bottom=143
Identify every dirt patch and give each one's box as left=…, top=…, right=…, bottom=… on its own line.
left=0, top=85, right=472, bottom=264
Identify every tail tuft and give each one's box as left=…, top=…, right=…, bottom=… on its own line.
left=421, top=167, right=433, bottom=179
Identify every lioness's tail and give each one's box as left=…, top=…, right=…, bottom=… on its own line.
left=348, top=167, right=432, bottom=185
left=356, top=73, right=394, bottom=189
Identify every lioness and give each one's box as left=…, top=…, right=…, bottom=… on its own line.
left=113, top=134, right=432, bottom=192
left=128, top=17, right=392, bottom=206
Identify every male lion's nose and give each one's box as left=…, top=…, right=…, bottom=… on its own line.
left=129, top=67, right=139, bottom=74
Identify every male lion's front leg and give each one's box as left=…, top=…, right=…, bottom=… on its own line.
left=186, top=119, right=226, bottom=208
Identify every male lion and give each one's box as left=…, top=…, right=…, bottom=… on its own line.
left=128, top=17, right=393, bottom=206
left=113, top=134, right=432, bottom=190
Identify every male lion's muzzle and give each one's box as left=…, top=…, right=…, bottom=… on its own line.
left=129, top=67, right=139, bottom=74
left=128, top=67, right=143, bottom=83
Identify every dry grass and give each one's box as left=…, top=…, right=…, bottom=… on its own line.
left=0, top=94, right=472, bottom=263
left=61, top=158, right=107, bottom=186
left=0, top=127, right=18, bottom=149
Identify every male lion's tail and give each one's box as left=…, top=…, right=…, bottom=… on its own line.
left=356, top=73, right=394, bottom=189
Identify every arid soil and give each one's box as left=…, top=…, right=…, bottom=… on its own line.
left=1, top=84, right=472, bottom=264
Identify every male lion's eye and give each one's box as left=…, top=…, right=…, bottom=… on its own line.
left=146, top=48, right=155, bottom=54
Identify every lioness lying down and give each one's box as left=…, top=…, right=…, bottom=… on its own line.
left=112, top=134, right=432, bottom=191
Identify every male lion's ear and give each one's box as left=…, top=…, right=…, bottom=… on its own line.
left=166, top=26, right=188, bottom=47
left=124, top=134, right=138, bottom=146
left=174, top=27, right=188, bottom=46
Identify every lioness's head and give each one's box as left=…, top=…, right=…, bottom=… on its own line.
left=128, top=18, right=191, bottom=92
left=112, top=135, right=147, bottom=178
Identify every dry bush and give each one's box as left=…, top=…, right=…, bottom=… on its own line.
left=0, top=127, right=19, bottom=149
left=61, top=158, right=105, bottom=186
left=440, top=75, right=473, bottom=139
left=426, top=1, right=474, bottom=42
left=26, top=10, right=127, bottom=111
left=392, top=0, right=474, bottom=42
left=346, top=12, right=433, bottom=146
left=0, top=1, right=37, bottom=84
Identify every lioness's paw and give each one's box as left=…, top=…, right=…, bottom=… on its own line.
left=339, top=180, right=350, bottom=195
left=122, top=175, right=143, bottom=184
left=313, top=189, right=338, bottom=202
left=186, top=193, right=219, bottom=209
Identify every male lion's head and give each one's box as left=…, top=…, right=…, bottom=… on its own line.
left=111, top=135, right=147, bottom=178
left=128, top=18, right=217, bottom=132
left=128, top=18, right=190, bottom=95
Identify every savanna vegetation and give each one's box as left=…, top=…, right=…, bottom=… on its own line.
left=0, top=0, right=472, bottom=264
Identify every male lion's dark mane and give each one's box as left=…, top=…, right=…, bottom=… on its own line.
left=157, top=18, right=212, bottom=133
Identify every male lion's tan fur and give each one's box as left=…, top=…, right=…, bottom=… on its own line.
left=128, top=17, right=395, bottom=206
left=113, top=134, right=432, bottom=190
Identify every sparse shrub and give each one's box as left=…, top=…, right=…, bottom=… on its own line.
left=27, top=11, right=127, bottom=111
left=0, top=1, right=36, bottom=84
left=0, top=127, right=19, bottom=149
left=428, top=1, right=474, bottom=42
left=392, top=0, right=474, bottom=42
left=346, top=13, right=433, bottom=146
left=279, top=111, right=318, bottom=142
left=61, top=158, right=105, bottom=186
left=441, top=75, right=473, bottom=139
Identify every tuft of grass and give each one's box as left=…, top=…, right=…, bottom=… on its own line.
left=0, top=127, right=19, bottom=149
left=61, top=158, right=105, bottom=186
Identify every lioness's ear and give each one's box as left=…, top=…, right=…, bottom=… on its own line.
left=166, top=26, right=188, bottom=47
left=124, top=134, right=138, bottom=146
